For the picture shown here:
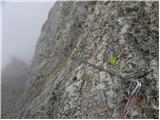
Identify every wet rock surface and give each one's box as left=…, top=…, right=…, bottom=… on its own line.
left=17, top=1, right=158, bottom=119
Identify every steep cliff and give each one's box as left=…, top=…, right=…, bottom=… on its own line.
left=18, top=1, right=158, bottom=119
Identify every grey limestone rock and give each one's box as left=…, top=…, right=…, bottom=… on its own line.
left=17, top=1, right=158, bottom=119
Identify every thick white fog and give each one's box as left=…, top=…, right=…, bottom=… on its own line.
left=2, top=1, right=55, bottom=68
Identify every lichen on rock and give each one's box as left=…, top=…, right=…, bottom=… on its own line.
left=17, top=1, right=159, bottom=119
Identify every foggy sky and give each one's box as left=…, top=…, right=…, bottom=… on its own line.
left=2, top=1, right=55, bottom=68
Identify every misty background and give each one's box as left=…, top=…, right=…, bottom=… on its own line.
left=1, top=1, right=56, bottom=118
left=2, top=1, right=55, bottom=68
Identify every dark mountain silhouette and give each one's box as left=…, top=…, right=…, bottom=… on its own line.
left=1, top=57, right=29, bottom=118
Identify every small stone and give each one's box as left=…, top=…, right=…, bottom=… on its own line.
left=119, top=38, right=125, bottom=44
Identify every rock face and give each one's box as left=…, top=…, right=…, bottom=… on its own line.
left=2, top=57, right=29, bottom=118
left=18, top=1, right=158, bottom=119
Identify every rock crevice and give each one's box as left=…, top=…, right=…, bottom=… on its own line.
left=18, top=1, right=158, bottom=119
